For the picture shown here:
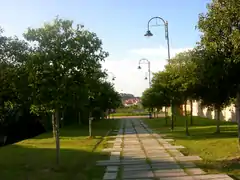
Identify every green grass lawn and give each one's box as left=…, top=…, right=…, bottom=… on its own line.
left=144, top=116, right=240, bottom=177
left=0, top=119, right=119, bottom=180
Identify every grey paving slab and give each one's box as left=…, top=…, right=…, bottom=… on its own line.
left=111, top=151, right=120, bottom=156
left=159, top=176, right=194, bottom=180
left=185, top=168, right=206, bottom=175
left=123, top=164, right=151, bottom=171
left=96, top=159, right=121, bottom=166
left=150, top=158, right=176, bottom=164
left=110, top=156, right=120, bottom=160
left=151, top=163, right=181, bottom=170
left=192, top=174, right=234, bottom=179
left=175, top=156, right=202, bottom=162
left=106, top=149, right=122, bottom=152
left=106, top=166, right=118, bottom=172
left=103, top=172, right=117, bottom=180
left=164, top=145, right=185, bottom=149
left=179, top=161, right=197, bottom=168
left=170, top=151, right=185, bottom=157
left=154, top=169, right=188, bottom=178
left=123, top=170, right=154, bottom=179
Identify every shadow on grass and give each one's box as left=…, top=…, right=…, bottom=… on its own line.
left=0, top=144, right=110, bottom=180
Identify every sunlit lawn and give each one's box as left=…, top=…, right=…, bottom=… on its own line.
left=144, top=116, right=240, bottom=177
left=0, top=119, right=119, bottom=180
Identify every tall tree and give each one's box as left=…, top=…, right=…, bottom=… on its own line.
left=197, top=0, right=240, bottom=136
left=23, top=17, right=108, bottom=164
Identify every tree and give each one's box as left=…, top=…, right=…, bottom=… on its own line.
left=164, top=50, right=198, bottom=135
left=23, top=17, right=109, bottom=164
left=197, top=0, right=240, bottom=136
left=193, top=47, right=232, bottom=133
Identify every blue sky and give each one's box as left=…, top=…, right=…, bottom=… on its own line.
left=0, top=0, right=210, bottom=96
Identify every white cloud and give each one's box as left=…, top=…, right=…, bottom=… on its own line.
left=102, top=46, right=192, bottom=97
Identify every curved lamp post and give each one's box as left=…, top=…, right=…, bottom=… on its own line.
left=144, top=16, right=173, bottom=129
left=144, top=16, right=170, bottom=61
left=137, top=58, right=151, bottom=88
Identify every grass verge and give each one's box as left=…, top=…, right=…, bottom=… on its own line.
left=144, top=116, right=240, bottom=177
left=0, top=119, right=119, bottom=180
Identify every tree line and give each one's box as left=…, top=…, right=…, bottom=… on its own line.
left=0, top=18, right=121, bottom=163
left=141, top=0, right=240, bottom=142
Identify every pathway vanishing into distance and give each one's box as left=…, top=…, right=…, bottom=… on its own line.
left=97, top=118, right=233, bottom=180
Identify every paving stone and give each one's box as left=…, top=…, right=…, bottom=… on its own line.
left=154, top=169, right=188, bottom=178
left=170, top=152, right=185, bottom=157
left=150, top=157, right=175, bottom=163
left=147, top=153, right=171, bottom=158
left=110, top=156, right=120, bottom=160
left=192, top=174, right=233, bottom=179
left=185, top=168, right=206, bottom=175
left=106, top=166, right=118, bottom=172
left=123, top=170, right=154, bottom=179
left=176, top=156, right=202, bottom=162
left=96, top=160, right=121, bottom=166
left=151, top=163, right=181, bottom=170
left=123, top=164, right=151, bottom=171
left=164, top=145, right=185, bottom=149
left=107, top=141, right=115, bottom=144
left=103, top=172, right=117, bottom=180
left=179, top=161, right=197, bottom=168
left=121, top=159, right=146, bottom=164
left=123, top=157, right=146, bottom=161
left=111, top=151, right=120, bottom=156
left=159, top=176, right=194, bottom=180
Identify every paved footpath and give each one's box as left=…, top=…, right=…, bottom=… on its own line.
left=97, top=118, right=233, bottom=180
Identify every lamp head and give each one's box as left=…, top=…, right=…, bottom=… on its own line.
left=144, top=77, right=148, bottom=80
left=112, top=77, right=116, bottom=81
left=138, top=65, right=141, bottom=69
left=144, top=30, right=153, bottom=37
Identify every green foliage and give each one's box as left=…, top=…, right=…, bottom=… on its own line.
left=0, top=17, right=121, bottom=127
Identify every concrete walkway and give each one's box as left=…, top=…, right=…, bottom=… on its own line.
left=97, top=118, right=233, bottom=180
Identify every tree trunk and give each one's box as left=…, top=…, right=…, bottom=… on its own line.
left=78, top=111, right=81, bottom=125
left=184, top=101, right=187, bottom=116
left=55, top=109, right=60, bottom=165
left=216, top=107, right=221, bottom=134
left=190, top=99, right=193, bottom=125
left=185, top=114, right=189, bottom=136
left=61, top=111, right=64, bottom=128
left=52, top=113, right=56, bottom=138
left=171, top=103, right=174, bottom=131
left=236, top=91, right=240, bottom=147
left=165, top=107, right=168, bottom=125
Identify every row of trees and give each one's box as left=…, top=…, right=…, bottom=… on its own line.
left=0, top=18, right=121, bottom=164
left=141, top=0, right=240, bottom=142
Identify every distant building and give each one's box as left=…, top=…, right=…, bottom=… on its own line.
left=123, top=98, right=141, bottom=107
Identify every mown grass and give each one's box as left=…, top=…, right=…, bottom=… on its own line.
left=0, top=119, right=120, bottom=180
left=144, top=116, right=240, bottom=177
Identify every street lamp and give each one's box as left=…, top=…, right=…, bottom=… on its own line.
left=144, top=16, right=173, bottom=130
left=144, top=16, right=170, bottom=61
left=137, top=58, right=151, bottom=88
